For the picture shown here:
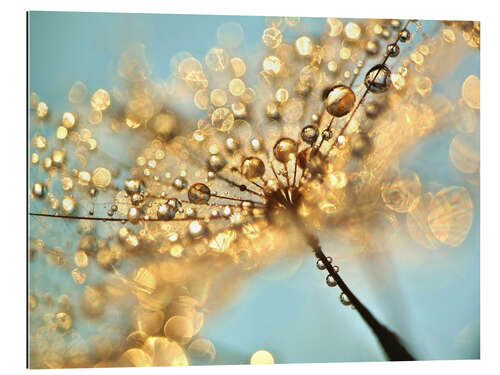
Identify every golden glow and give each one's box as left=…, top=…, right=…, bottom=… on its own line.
left=36, top=101, right=49, bottom=118
left=250, top=350, right=274, bottom=365
left=211, top=107, right=234, bottom=131
left=262, top=55, right=281, bottom=74
left=92, top=167, right=112, bottom=188
left=462, top=75, right=480, bottom=109
left=327, top=18, right=343, bottom=37
left=229, top=78, right=246, bottom=96
left=230, top=57, right=246, bottom=77
left=56, top=126, right=68, bottom=140
left=91, top=89, right=111, bottom=111
left=61, top=196, right=76, bottom=214
left=295, top=36, right=313, bottom=56
left=61, top=112, right=77, bottom=128
left=344, top=22, right=361, bottom=40
left=262, top=27, right=282, bottom=49
left=210, top=89, right=228, bottom=107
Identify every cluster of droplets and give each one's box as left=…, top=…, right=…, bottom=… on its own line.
left=315, top=255, right=352, bottom=306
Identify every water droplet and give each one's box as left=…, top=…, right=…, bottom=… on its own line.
left=391, top=19, right=401, bottom=29
left=189, top=221, right=207, bottom=237
left=62, top=196, right=76, bottom=214
left=128, top=207, right=140, bottom=224
left=316, top=256, right=332, bottom=270
left=241, top=157, right=265, bottom=180
left=364, top=64, right=391, bottom=93
left=386, top=43, right=400, bottom=57
left=265, top=102, right=280, bottom=119
left=185, top=207, right=197, bottom=218
left=250, top=137, right=263, bottom=152
left=188, top=183, right=211, bottom=204
left=173, top=176, right=188, bottom=191
left=273, top=138, right=298, bottom=163
left=340, top=293, right=351, bottom=306
left=301, top=125, right=319, bottom=144
left=322, top=130, right=332, bottom=140
left=32, top=182, right=45, bottom=198
left=311, top=113, right=320, bottom=123
left=125, top=179, right=142, bottom=194
left=131, top=193, right=144, bottom=206
left=222, top=206, right=233, bottom=217
left=399, top=29, right=411, bottom=42
left=316, top=259, right=326, bottom=270
left=207, top=154, right=226, bottom=172
left=225, top=137, right=240, bottom=152
left=366, top=40, right=380, bottom=55
left=324, top=85, right=356, bottom=117
left=157, top=198, right=182, bottom=220
left=326, top=275, right=337, bottom=287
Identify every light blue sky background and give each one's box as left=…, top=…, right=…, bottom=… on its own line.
left=29, top=12, right=479, bottom=364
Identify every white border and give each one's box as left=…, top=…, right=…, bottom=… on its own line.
left=2, top=1, right=497, bottom=374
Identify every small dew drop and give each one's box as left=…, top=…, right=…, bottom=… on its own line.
left=301, top=125, right=319, bottom=145
left=340, top=293, right=351, bottom=306
left=326, top=275, right=337, bottom=287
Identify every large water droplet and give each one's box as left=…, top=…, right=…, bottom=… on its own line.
left=324, top=85, right=356, bottom=117
left=188, top=183, right=211, bottom=204
left=364, top=64, right=391, bottom=93
left=273, top=138, right=298, bottom=163
left=241, top=157, right=265, bottom=179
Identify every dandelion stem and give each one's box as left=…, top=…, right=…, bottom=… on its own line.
left=305, top=233, right=415, bottom=361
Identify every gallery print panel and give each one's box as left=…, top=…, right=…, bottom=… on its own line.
left=28, top=12, right=479, bottom=368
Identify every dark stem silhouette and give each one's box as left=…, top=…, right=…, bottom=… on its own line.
left=305, top=233, right=415, bottom=361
